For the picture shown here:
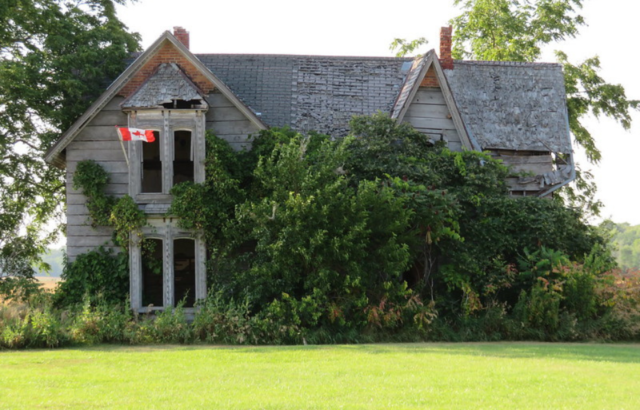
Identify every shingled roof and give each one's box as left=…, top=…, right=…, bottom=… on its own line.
left=192, top=53, right=571, bottom=153
left=196, top=54, right=413, bottom=137
left=444, top=61, right=572, bottom=153
left=122, top=63, right=206, bottom=109
left=48, top=28, right=573, bottom=170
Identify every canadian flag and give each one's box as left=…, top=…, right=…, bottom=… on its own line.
left=116, top=127, right=156, bottom=142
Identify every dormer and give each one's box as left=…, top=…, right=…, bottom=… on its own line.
left=121, top=62, right=209, bottom=205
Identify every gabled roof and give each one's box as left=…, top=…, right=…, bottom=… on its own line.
left=444, top=61, right=572, bottom=153
left=121, top=63, right=206, bottom=109
left=389, top=51, right=478, bottom=151
left=46, top=31, right=574, bottom=167
left=45, top=31, right=266, bottom=167
left=197, top=53, right=412, bottom=137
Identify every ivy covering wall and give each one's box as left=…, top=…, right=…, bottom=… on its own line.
left=56, top=114, right=625, bottom=342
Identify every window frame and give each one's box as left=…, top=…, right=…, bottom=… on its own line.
left=130, top=220, right=207, bottom=312
left=126, top=109, right=206, bottom=203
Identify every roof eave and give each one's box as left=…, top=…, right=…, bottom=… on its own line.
left=45, top=31, right=267, bottom=167
left=393, top=51, right=477, bottom=152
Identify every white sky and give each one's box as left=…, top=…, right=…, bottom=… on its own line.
left=115, top=0, right=640, bottom=225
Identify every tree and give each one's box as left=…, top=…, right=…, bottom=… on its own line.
left=0, top=0, right=140, bottom=290
left=602, top=221, right=640, bottom=270
left=449, top=0, right=639, bottom=214
left=391, top=1, right=638, bottom=216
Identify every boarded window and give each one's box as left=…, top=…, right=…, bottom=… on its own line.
left=141, top=131, right=162, bottom=193
left=174, top=239, right=196, bottom=307
left=174, top=130, right=194, bottom=185
left=142, top=238, right=163, bottom=307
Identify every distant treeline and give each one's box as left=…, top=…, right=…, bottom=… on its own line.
left=35, top=248, right=65, bottom=278
left=605, top=222, right=640, bottom=270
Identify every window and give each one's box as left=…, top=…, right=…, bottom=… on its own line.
left=141, top=131, right=161, bottom=193
left=174, top=238, right=196, bottom=307
left=173, top=130, right=194, bottom=185
left=128, top=110, right=205, bottom=199
left=130, top=223, right=206, bottom=312
left=142, top=238, right=164, bottom=307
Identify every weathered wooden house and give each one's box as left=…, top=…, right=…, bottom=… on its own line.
left=44, top=27, right=575, bottom=312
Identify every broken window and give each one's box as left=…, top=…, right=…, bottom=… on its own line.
left=142, top=238, right=164, bottom=307
left=162, top=99, right=202, bottom=109
left=174, top=238, right=196, bottom=307
left=141, top=131, right=162, bottom=193
left=173, top=130, right=194, bottom=185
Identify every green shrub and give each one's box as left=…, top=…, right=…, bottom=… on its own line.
left=55, top=247, right=128, bottom=307
left=37, top=114, right=625, bottom=345
left=0, top=304, right=68, bottom=349
left=67, top=298, right=131, bottom=344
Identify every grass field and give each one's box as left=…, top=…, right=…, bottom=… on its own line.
left=35, top=276, right=61, bottom=292
left=1, top=343, right=639, bottom=409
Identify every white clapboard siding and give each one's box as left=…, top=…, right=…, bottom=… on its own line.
left=205, top=92, right=259, bottom=150
left=208, top=120, right=258, bottom=136
left=67, top=225, right=115, bottom=237
left=67, top=246, right=120, bottom=259
left=402, top=88, right=462, bottom=151
left=497, top=154, right=554, bottom=176
left=67, top=149, right=126, bottom=162
left=67, top=160, right=129, bottom=174
left=208, top=107, right=249, bottom=121
left=89, top=110, right=128, bottom=126
left=76, top=126, right=126, bottom=141
left=506, top=177, right=544, bottom=192
left=407, top=117, right=456, bottom=130
left=411, top=89, right=446, bottom=105
left=205, top=93, right=235, bottom=108
left=66, top=204, right=90, bottom=216
left=66, top=174, right=128, bottom=195
left=406, top=104, right=451, bottom=118
left=66, top=236, right=116, bottom=248
left=65, top=96, right=128, bottom=261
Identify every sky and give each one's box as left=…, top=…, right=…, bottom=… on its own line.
left=115, top=0, right=640, bottom=226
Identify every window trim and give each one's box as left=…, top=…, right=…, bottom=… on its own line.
left=140, top=129, right=162, bottom=194
left=130, top=221, right=206, bottom=312
left=127, top=109, right=206, bottom=203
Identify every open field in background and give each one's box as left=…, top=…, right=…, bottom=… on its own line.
left=35, top=276, right=61, bottom=292
left=1, top=343, right=639, bottom=409
left=0, top=278, right=60, bottom=306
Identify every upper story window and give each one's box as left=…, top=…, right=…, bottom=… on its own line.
left=142, top=131, right=162, bottom=193
left=173, top=130, right=194, bottom=185
left=127, top=109, right=206, bottom=202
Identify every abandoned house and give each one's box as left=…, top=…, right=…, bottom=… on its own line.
left=44, top=26, right=575, bottom=312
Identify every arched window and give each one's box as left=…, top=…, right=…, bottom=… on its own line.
left=174, top=238, right=196, bottom=307
left=141, top=238, right=163, bottom=307
left=173, top=130, right=194, bottom=185
left=141, top=131, right=161, bottom=193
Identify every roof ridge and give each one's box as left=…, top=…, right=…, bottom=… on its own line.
left=453, top=60, right=561, bottom=67
left=195, top=53, right=413, bottom=61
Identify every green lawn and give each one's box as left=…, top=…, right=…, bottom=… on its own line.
left=1, top=343, right=639, bottom=409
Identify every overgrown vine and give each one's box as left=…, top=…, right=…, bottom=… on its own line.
left=72, top=160, right=146, bottom=249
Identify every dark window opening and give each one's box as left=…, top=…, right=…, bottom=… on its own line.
left=174, top=239, right=196, bottom=307
left=141, top=131, right=162, bottom=193
left=162, top=99, right=202, bottom=109
left=142, top=238, right=164, bottom=307
left=174, top=130, right=194, bottom=185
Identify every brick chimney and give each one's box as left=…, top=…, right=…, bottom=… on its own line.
left=173, top=26, right=190, bottom=50
left=439, top=26, right=453, bottom=70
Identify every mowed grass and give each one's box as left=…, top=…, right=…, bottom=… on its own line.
left=1, top=343, right=639, bottom=409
